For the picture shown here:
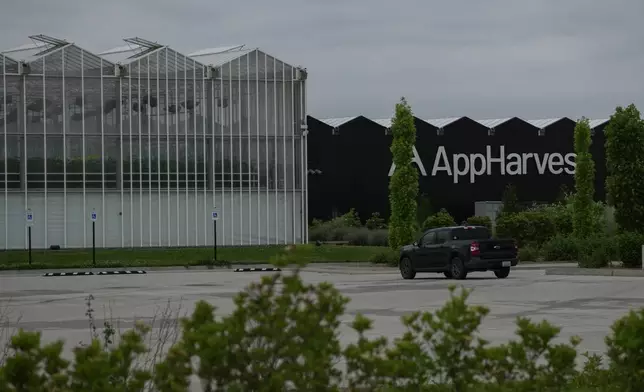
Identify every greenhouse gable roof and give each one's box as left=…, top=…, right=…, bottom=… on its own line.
left=476, top=118, right=514, bottom=129
left=188, top=45, right=253, bottom=67
left=188, top=45, right=298, bottom=71
left=373, top=118, right=392, bottom=128
left=526, top=118, right=571, bottom=129
left=588, top=119, right=609, bottom=129
left=99, top=37, right=167, bottom=65
left=426, top=117, right=464, bottom=128
left=319, top=117, right=358, bottom=128
left=99, top=37, right=203, bottom=70
left=2, top=35, right=114, bottom=74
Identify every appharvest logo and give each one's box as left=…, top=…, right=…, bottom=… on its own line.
left=388, top=146, right=576, bottom=184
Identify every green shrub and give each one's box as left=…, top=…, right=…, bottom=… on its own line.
left=5, top=269, right=644, bottom=390
left=310, top=218, right=325, bottom=229
left=309, top=225, right=329, bottom=242
left=541, top=235, right=579, bottom=261
left=340, top=208, right=362, bottom=227
left=309, top=210, right=364, bottom=242
left=369, top=248, right=399, bottom=266
left=518, top=245, right=540, bottom=262
left=422, top=208, right=456, bottom=230
left=532, top=197, right=607, bottom=240
left=368, top=229, right=389, bottom=247
left=617, top=232, right=644, bottom=268
left=346, top=227, right=370, bottom=246
left=495, top=210, right=555, bottom=246
left=365, top=212, right=387, bottom=230
left=466, top=215, right=492, bottom=230
left=578, top=242, right=611, bottom=268
left=540, top=202, right=574, bottom=236
left=311, top=225, right=389, bottom=247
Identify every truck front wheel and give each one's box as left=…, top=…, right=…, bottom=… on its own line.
left=400, top=257, right=416, bottom=280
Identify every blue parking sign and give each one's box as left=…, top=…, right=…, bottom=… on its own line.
left=26, top=210, right=34, bottom=224
left=211, top=211, right=219, bottom=221
left=91, top=211, right=97, bottom=222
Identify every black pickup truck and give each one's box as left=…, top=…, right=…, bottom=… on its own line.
left=398, top=225, right=518, bottom=280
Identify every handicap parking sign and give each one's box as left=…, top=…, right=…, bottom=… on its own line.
left=26, top=210, right=34, bottom=225
left=211, top=211, right=219, bottom=221
left=91, top=211, right=97, bottom=222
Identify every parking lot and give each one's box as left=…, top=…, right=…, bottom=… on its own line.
left=2, top=265, right=644, bottom=358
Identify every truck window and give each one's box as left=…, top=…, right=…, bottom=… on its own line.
left=436, top=229, right=450, bottom=244
left=420, top=231, right=436, bottom=246
left=451, top=227, right=491, bottom=240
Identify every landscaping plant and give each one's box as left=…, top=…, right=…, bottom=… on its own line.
left=422, top=208, right=456, bottom=230
left=573, top=118, right=596, bottom=238
left=388, top=97, right=419, bottom=249
left=605, top=104, right=644, bottom=233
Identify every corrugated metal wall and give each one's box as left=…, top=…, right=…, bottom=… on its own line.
left=307, top=115, right=607, bottom=223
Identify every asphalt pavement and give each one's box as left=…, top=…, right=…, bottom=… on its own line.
left=1, top=264, right=639, bottom=358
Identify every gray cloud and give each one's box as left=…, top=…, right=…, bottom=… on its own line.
left=1, top=0, right=642, bottom=120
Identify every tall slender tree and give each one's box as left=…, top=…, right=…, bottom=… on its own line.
left=605, top=104, right=644, bottom=232
left=572, top=118, right=595, bottom=237
left=388, top=97, right=418, bottom=249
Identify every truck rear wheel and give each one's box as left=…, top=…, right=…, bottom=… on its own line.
left=450, top=257, right=467, bottom=280
left=494, top=267, right=510, bottom=279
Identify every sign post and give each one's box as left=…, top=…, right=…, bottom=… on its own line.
left=25, top=209, right=34, bottom=265
left=211, top=210, right=219, bottom=261
left=90, top=210, right=97, bottom=267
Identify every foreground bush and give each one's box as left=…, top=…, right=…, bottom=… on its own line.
left=3, top=265, right=644, bottom=391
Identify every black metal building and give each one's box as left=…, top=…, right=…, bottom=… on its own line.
left=307, top=115, right=609, bottom=223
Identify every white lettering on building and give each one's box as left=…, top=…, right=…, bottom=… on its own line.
left=390, top=145, right=576, bottom=183
left=388, top=146, right=427, bottom=176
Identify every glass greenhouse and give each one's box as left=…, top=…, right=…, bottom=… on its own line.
left=0, top=35, right=308, bottom=249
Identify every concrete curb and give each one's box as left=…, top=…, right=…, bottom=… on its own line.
left=515, top=263, right=578, bottom=270
left=234, top=267, right=281, bottom=272
left=545, top=267, right=644, bottom=277
left=97, top=270, right=147, bottom=275
left=43, top=271, right=94, bottom=277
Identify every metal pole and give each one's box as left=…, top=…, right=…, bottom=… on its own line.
left=214, top=220, right=218, bottom=261
left=28, top=226, right=32, bottom=265
left=92, top=221, right=96, bottom=267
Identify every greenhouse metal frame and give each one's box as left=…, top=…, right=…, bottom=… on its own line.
left=0, top=35, right=308, bottom=250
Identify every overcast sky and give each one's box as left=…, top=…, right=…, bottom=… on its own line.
left=1, top=0, right=642, bottom=120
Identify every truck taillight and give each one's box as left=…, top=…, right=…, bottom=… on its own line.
left=470, top=242, right=480, bottom=257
